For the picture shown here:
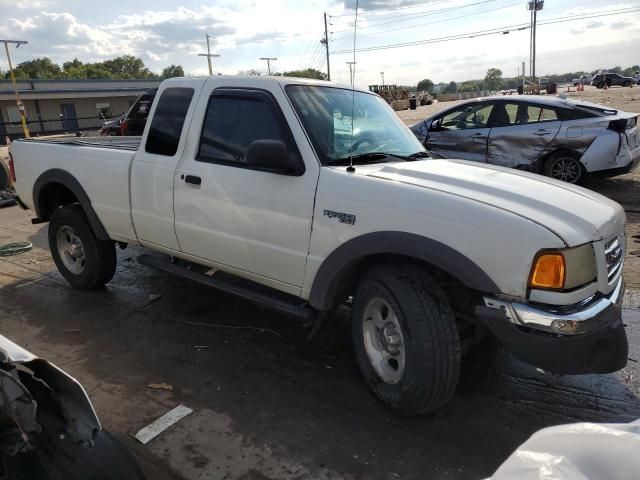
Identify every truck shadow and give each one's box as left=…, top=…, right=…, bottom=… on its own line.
left=1, top=254, right=639, bottom=480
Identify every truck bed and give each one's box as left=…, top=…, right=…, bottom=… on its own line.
left=11, top=135, right=139, bottom=244
left=20, top=135, right=141, bottom=151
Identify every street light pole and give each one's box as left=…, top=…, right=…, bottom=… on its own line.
left=197, top=33, right=220, bottom=75
left=1, top=39, right=29, bottom=138
left=259, top=57, right=277, bottom=75
left=527, top=0, right=544, bottom=86
left=380, top=71, right=385, bottom=86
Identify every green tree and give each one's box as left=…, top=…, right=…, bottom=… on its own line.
left=484, top=68, right=503, bottom=91
left=6, top=57, right=62, bottom=79
left=417, top=78, right=434, bottom=92
left=161, top=65, right=184, bottom=79
left=442, top=81, right=457, bottom=94
left=280, top=68, right=327, bottom=80
left=101, top=55, right=157, bottom=79
left=458, top=81, right=479, bottom=93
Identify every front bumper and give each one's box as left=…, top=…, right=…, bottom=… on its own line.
left=476, top=279, right=628, bottom=374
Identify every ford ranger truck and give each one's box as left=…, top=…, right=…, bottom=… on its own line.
left=8, top=76, right=628, bottom=415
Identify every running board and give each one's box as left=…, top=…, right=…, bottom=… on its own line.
left=137, top=253, right=315, bottom=321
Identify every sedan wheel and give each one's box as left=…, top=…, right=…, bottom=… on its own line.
left=545, top=154, right=584, bottom=184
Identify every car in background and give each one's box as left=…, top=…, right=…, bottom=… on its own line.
left=590, top=73, right=635, bottom=89
left=100, top=88, right=157, bottom=136
left=572, top=74, right=590, bottom=86
left=410, top=95, right=640, bottom=184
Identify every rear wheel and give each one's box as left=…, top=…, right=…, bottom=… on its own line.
left=623, top=81, right=632, bottom=87
left=48, top=205, right=116, bottom=289
left=596, top=82, right=605, bottom=89
left=352, top=264, right=461, bottom=415
left=543, top=151, right=585, bottom=184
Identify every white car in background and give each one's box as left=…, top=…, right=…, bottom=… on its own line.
left=410, top=95, right=640, bottom=184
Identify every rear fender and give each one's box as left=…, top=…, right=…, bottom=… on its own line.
left=32, top=169, right=110, bottom=240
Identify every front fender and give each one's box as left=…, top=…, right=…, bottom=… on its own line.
left=308, top=231, right=500, bottom=310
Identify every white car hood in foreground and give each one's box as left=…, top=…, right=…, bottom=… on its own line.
left=361, top=159, right=625, bottom=246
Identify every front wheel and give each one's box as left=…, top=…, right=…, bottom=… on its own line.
left=543, top=152, right=585, bottom=184
left=352, top=264, right=461, bottom=415
left=48, top=205, right=116, bottom=289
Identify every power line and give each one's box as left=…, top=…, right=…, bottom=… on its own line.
left=332, top=1, right=521, bottom=41
left=330, top=0, right=499, bottom=32
left=331, top=7, right=640, bottom=54
left=296, top=37, right=317, bottom=70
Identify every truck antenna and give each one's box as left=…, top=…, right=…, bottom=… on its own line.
left=347, top=0, right=359, bottom=173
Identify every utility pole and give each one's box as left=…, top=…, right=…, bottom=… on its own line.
left=380, top=72, right=385, bottom=86
left=346, top=61, right=356, bottom=86
left=1, top=39, right=29, bottom=138
left=259, top=57, right=277, bottom=75
left=322, top=12, right=331, bottom=80
left=198, top=33, right=220, bottom=75
left=527, top=1, right=544, bottom=86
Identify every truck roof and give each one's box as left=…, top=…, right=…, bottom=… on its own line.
left=161, top=75, right=370, bottom=94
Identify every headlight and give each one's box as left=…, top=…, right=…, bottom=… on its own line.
left=528, top=244, right=596, bottom=291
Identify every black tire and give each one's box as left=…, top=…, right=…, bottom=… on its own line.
left=623, top=81, right=631, bottom=87
left=543, top=151, right=585, bottom=184
left=0, top=160, right=9, bottom=190
left=352, top=264, right=461, bottom=415
left=48, top=205, right=116, bottom=289
left=596, top=82, right=605, bottom=89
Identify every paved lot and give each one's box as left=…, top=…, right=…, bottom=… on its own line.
left=0, top=204, right=639, bottom=480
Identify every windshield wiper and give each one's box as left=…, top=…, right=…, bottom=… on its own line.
left=331, top=152, right=415, bottom=165
left=407, top=151, right=431, bottom=160
left=329, top=151, right=432, bottom=166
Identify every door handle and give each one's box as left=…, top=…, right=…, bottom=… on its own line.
left=471, top=133, right=486, bottom=138
left=535, top=130, right=552, bottom=136
left=184, top=175, right=202, bottom=185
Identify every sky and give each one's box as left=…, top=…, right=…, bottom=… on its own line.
left=0, top=0, right=639, bottom=87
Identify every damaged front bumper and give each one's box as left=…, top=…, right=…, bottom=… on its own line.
left=476, top=278, right=628, bottom=374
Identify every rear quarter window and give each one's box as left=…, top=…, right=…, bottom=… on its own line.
left=145, top=87, right=194, bottom=156
left=558, top=108, right=598, bottom=121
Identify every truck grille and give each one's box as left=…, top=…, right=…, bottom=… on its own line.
left=604, top=237, right=623, bottom=281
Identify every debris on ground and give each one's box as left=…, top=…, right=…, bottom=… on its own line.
left=0, top=190, right=17, bottom=208
left=0, top=241, right=33, bottom=257
left=147, top=382, right=174, bottom=391
left=134, top=404, right=193, bottom=444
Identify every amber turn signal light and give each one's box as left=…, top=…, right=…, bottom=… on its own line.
left=529, top=253, right=565, bottom=289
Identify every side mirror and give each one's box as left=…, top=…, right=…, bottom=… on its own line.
left=245, top=139, right=304, bottom=175
left=430, top=118, right=442, bottom=130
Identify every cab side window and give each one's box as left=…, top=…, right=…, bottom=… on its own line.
left=145, top=88, right=194, bottom=156
left=197, top=93, right=291, bottom=166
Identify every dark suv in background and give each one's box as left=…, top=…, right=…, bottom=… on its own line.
left=590, top=73, right=634, bottom=89
left=100, top=88, right=157, bottom=136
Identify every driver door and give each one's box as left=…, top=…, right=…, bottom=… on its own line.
left=426, top=102, right=494, bottom=163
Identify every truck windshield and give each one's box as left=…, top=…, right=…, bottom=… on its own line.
left=286, top=85, right=426, bottom=165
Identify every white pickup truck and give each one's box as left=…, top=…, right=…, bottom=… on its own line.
left=9, top=76, right=629, bottom=415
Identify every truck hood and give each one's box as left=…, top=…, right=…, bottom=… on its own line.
left=356, top=159, right=625, bottom=246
